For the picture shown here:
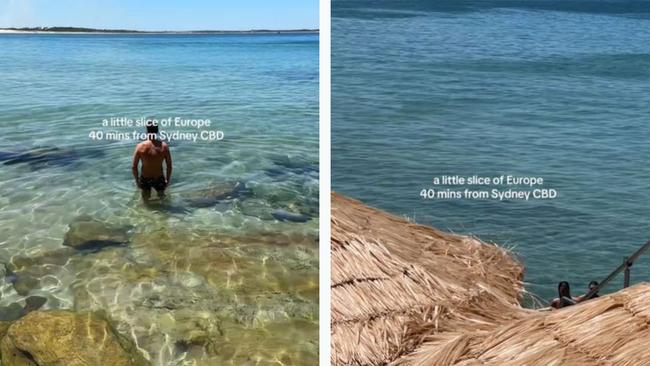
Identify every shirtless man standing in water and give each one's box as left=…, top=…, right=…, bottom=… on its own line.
left=132, top=122, right=172, bottom=201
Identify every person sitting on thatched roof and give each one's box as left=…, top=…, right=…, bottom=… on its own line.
left=550, top=281, right=577, bottom=309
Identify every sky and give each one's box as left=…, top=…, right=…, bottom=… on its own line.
left=0, top=0, right=319, bottom=31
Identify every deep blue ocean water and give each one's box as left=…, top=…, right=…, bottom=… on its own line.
left=0, top=33, right=318, bottom=365
left=332, top=0, right=650, bottom=302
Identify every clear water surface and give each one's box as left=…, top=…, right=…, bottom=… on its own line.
left=0, top=33, right=318, bottom=365
left=332, top=0, right=650, bottom=302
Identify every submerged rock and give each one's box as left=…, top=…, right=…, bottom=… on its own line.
left=214, top=318, right=318, bottom=365
left=8, top=248, right=75, bottom=272
left=0, top=304, right=24, bottom=322
left=142, top=200, right=191, bottom=215
left=267, top=156, right=318, bottom=177
left=0, top=146, right=103, bottom=169
left=237, top=199, right=275, bottom=220
left=182, top=181, right=253, bottom=208
left=58, top=227, right=319, bottom=365
left=23, top=296, right=47, bottom=312
left=10, top=272, right=40, bottom=296
left=5, top=248, right=74, bottom=296
left=236, top=178, right=318, bottom=223
left=272, top=209, right=311, bottom=223
left=0, top=310, right=149, bottom=366
left=0, top=296, right=47, bottom=322
left=0, top=151, right=17, bottom=161
left=237, top=199, right=317, bottom=223
left=5, top=248, right=76, bottom=296
left=63, top=216, right=131, bottom=251
left=0, top=321, right=9, bottom=339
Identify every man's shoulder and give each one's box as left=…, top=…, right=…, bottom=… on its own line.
left=135, top=140, right=149, bottom=149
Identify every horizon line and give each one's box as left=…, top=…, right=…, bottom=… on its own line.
left=0, top=26, right=319, bottom=34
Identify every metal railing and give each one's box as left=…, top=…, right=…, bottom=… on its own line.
left=581, top=240, right=650, bottom=301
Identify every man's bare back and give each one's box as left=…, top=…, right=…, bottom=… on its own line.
left=132, top=139, right=173, bottom=201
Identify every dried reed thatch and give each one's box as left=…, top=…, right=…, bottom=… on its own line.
left=331, top=193, right=528, bottom=365
left=399, top=283, right=650, bottom=366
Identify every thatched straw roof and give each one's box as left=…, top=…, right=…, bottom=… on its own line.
left=398, top=283, right=650, bottom=366
left=332, top=193, right=650, bottom=366
left=331, top=193, right=527, bottom=365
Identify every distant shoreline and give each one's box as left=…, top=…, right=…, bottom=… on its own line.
left=0, top=27, right=319, bottom=35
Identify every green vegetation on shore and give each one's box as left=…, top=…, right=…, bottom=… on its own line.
left=1, top=26, right=319, bottom=34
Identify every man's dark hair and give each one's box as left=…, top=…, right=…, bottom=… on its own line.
left=146, top=120, right=159, bottom=134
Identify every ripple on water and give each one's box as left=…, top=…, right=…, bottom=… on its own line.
left=1, top=223, right=318, bottom=365
left=0, top=33, right=319, bottom=365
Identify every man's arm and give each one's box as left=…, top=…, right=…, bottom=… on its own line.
left=132, top=147, right=141, bottom=187
left=164, top=144, right=173, bottom=185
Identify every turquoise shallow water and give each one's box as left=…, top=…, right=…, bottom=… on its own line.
left=0, top=33, right=318, bottom=365
left=332, top=0, right=650, bottom=302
